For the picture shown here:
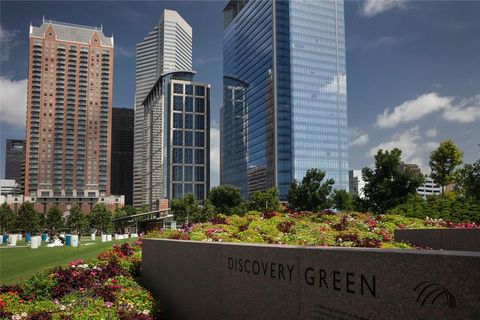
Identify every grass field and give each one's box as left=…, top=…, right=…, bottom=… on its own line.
left=0, top=236, right=136, bottom=285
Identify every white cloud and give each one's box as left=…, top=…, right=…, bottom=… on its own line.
left=0, top=77, right=27, bottom=129
left=210, top=124, right=220, bottom=187
left=115, top=45, right=134, bottom=58
left=0, top=25, right=20, bottom=62
left=350, top=133, right=369, bottom=147
left=361, top=0, right=408, bottom=17
left=442, top=95, right=480, bottom=123
left=368, top=126, right=438, bottom=172
left=375, top=92, right=452, bottom=128
left=425, top=128, right=437, bottom=138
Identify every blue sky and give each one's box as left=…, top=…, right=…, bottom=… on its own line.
left=1, top=0, right=479, bottom=187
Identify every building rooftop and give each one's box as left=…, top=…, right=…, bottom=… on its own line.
left=30, top=18, right=113, bottom=47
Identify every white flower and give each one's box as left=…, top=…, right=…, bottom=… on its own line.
left=142, top=310, right=150, bottom=315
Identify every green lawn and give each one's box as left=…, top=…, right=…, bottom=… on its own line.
left=0, top=236, right=136, bottom=285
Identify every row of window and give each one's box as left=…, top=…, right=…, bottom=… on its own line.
left=173, top=83, right=206, bottom=96
left=173, top=114, right=207, bottom=132
left=173, top=95, right=206, bottom=113
left=172, top=148, right=205, bottom=165
left=172, top=165, right=205, bottom=182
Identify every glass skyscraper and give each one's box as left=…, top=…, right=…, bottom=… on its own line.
left=221, top=0, right=348, bottom=200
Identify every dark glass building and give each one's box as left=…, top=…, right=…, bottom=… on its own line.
left=5, top=139, right=26, bottom=185
left=221, top=0, right=349, bottom=200
left=111, top=108, right=134, bottom=205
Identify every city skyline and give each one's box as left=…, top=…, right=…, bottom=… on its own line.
left=1, top=0, right=479, bottom=187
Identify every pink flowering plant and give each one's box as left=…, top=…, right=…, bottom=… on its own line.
left=0, top=239, right=159, bottom=320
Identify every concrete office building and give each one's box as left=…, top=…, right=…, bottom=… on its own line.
left=221, top=0, right=349, bottom=199
left=5, top=139, right=26, bottom=186
left=133, top=9, right=193, bottom=207
left=142, top=71, right=210, bottom=209
left=111, top=108, right=134, bottom=205
left=349, top=169, right=365, bottom=199
left=417, top=177, right=442, bottom=198
left=25, top=19, right=117, bottom=213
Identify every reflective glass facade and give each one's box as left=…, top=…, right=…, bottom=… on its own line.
left=221, top=0, right=348, bottom=200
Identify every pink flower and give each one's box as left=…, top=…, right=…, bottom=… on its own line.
left=105, top=302, right=113, bottom=308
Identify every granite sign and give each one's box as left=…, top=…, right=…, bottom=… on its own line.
left=142, top=239, right=480, bottom=320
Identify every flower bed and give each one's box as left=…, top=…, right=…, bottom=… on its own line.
left=145, top=211, right=479, bottom=249
left=0, top=240, right=158, bottom=320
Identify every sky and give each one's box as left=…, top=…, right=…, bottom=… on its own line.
left=1, top=0, right=479, bottom=187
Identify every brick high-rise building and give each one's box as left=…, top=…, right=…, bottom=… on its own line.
left=24, top=19, right=119, bottom=213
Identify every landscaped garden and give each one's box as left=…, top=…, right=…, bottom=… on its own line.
left=0, top=239, right=158, bottom=320
left=145, top=210, right=479, bottom=248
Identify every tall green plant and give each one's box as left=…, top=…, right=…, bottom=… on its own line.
left=249, top=187, right=281, bottom=212
left=362, top=148, right=424, bottom=214
left=288, top=168, right=335, bottom=212
left=429, top=139, right=463, bottom=195
left=88, top=204, right=113, bottom=234
left=66, top=205, right=87, bottom=233
left=0, top=203, right=16, bottom=233
left=208, top=185, right=243, bottom=215
left=16, top=202, right=40, bottom=234
left=46, top=205, right=65, bottom=231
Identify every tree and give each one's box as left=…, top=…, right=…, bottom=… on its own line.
left=331, top=189, right=353, bottom=211
left=456, top=159, right=480, bottom=201
left=16, top=202, right=40, bottom=234
left=66, top=205, right=87, bottom=234
left=171, top=193, right=199, bottom=223
left=123, top=205, right=137, bottom=216
left=362, top=148, right=424, bottom=214
left=46, top=205, right=65, bottom=231
left=208, top=185, right=243, bottom=215
left=249, top=187, right=281, bottom=212
left=288, top=168, right=335, bottom=212
left=429, top=139, right=463, bottom=195
left=113, top=208, right=128, bottom=233
left=88, top=204, right=113, bottom=234
left=0, top=203, right=16, bottom=233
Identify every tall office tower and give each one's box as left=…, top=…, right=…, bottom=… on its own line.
left=133, top=10, right=193, bottom=207
left=25, top=19, right=114, bottom=213
left=143, top=71, right=210, bottom=209
left=111, top=108, right=134, bottom=205
left=221, top=0, right=349, bottom=199
left=5, top=139, right=26, bottom=186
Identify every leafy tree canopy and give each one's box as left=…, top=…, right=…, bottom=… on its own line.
left=429, top=139, right=463, bottom=195
left=66, top=205, right=87, bottom=234
left=331, top=189, right=353, bottom=211
left=208, top=185, right=243, bottom=215
left=288, top=168, right=335, bottom=212
left=88, top=204, right=113, bottom=234
left=46, top=205, right=65, bottom=231
left=0, top=203, right=16, bottom=233
left=16, top=202, right=40, bottom=234
left=249, top=187, right=281, bottom=212
left=362, top=148, right=424, bottom=214
left=456, top=159, right=480, bottom=202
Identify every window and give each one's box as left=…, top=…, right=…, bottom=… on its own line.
left=173, top=148, right=183, bottom=163
left=195, top=132, right=205, bottom=147
left=195, top=86, right=205, bottom=96
left=173, top=83, right=183, bottom=94
left=184, top=166, right=193, bottom=181
left=195, top=184, right=205, bottom=199
left=195, top=167, right=205, bottom=182
left=195, top=149, right=205, bottom=164
left=184, top=183, right=193, bottom=195
left=173, top=113, right=183, bottom=129
left=173, top=95, right=183, bottom=111
left=184, top=131, right=193, bottom=146
left=173, top=130, right=183, bottom=146
left=195, top=98, right=205, bottom=113
left=184, top=149, right=193, bottom=164
left=172, top=183, right=183, bottom=199
left=185, top=114, right=193, bottom=129
left=185, top=97, right=193, bottom=112
left=173, top=166, right=183, bottom=181
left=195, top=115, right=205, bottom=130
left=185, top=85, right=193, bottom=95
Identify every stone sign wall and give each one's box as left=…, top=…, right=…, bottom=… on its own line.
left=142, top=239, right=480, bottom=320
left=394, top=229, right=480, bottom=251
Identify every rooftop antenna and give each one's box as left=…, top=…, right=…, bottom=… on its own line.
left=42, top=15, right=45, bottom=23
left=101, top=24, right=103, bottom=31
